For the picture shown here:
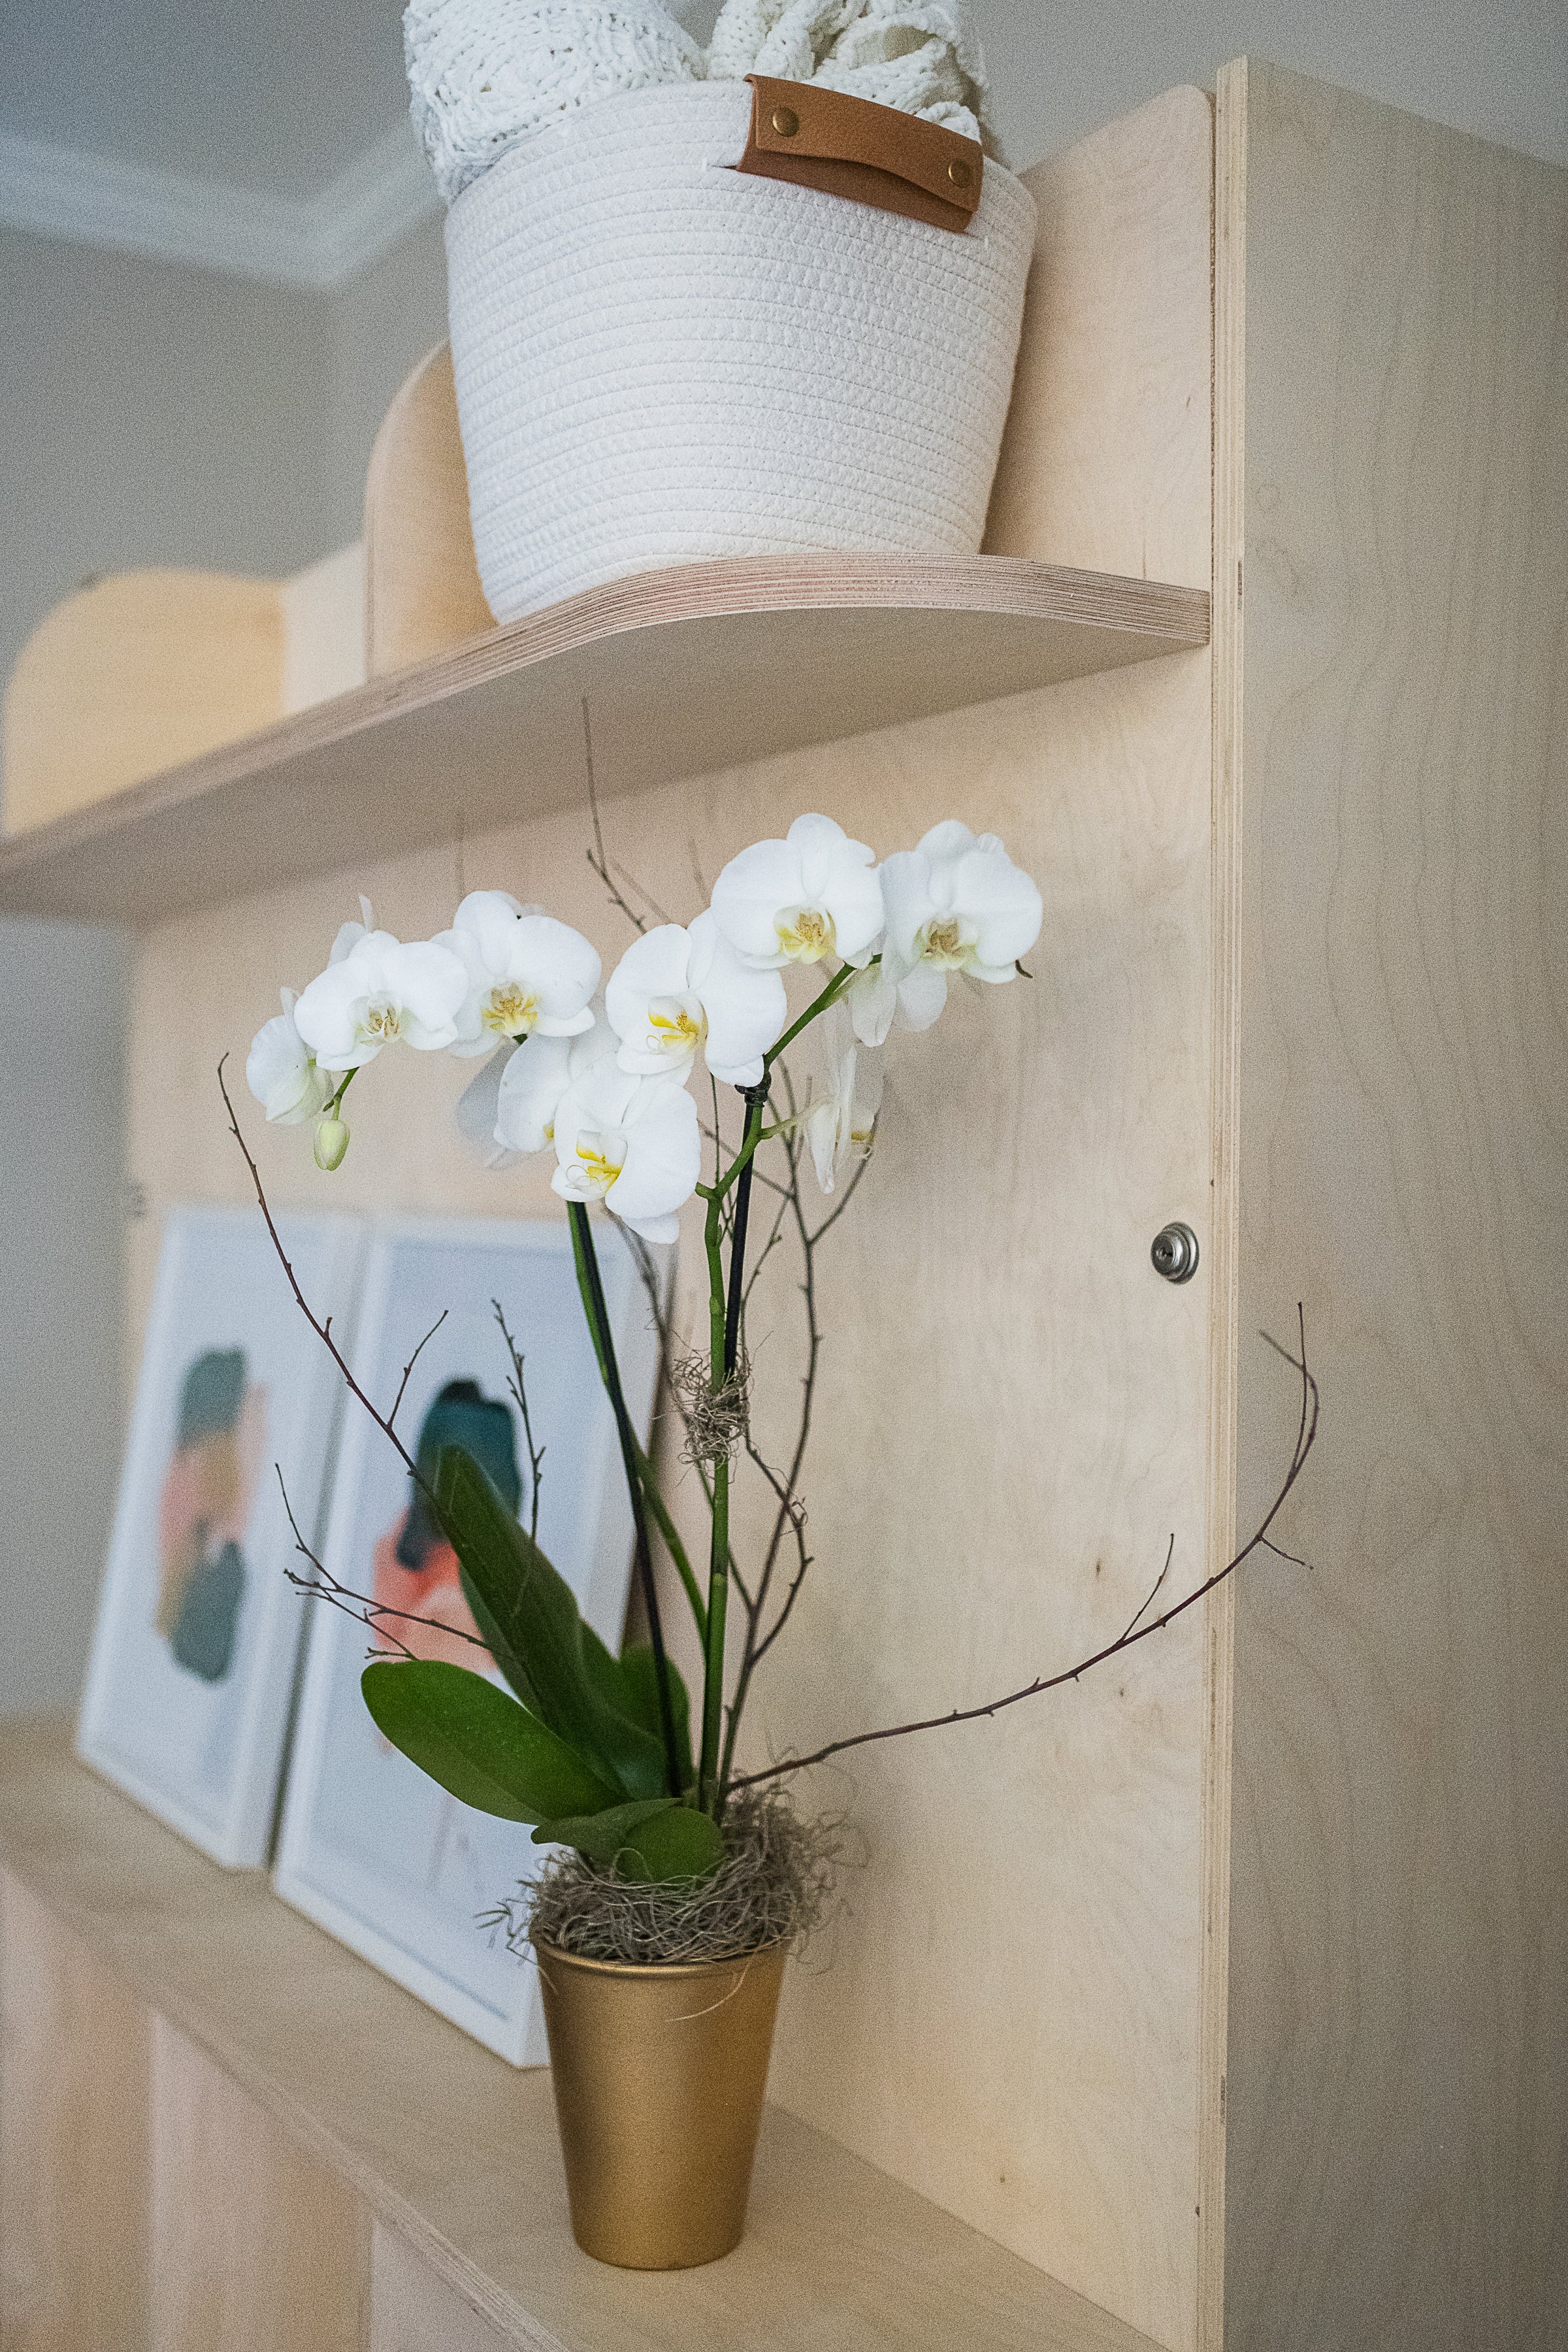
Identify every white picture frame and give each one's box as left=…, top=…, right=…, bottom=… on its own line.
left=78, top=1203, right=363, bottom=1867
left=273, top=1215, right=664, bottom=2065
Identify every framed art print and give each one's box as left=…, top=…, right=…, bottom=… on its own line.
left=273, top=1215, right=663, bottom=2065
left=78, top=1203, right=363, bottom=1866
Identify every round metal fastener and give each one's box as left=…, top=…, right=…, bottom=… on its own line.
left=1151, top=1222, right=1200, bottom=1284
left=771, top=105, right=799, bottom=137
left=947, top=157, right=973, bottom=189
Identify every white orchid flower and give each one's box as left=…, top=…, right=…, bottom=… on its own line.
left=710, top=813, right=885, bottom=970
left=436, top=890, right=601, bottom=1057
left=605, top=911, right=787, bottom=1087
left=845, top=958, right=950, bottom=1047
left=245, top=988, right=333, bottom=1125
left=293, top=924, right=467, bottom=1071
left=489, top=1009, right=618, bottom=1157
left=328, top=894, right=377, bottom=965
left=803, top=1002, right=883, bottom=1194
left=551, top=1066, right=702, bottom=1245
left=866, top=821, right=1043, bottom=1036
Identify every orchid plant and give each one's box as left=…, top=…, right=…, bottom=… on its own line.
left=235, top=795, right=1317, bottom=1898
left=238, top=808, right=1044, bottom=1882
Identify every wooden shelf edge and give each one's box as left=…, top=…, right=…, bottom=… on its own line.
left=0, top=1716, right=1160, bottom=2352
left=0, top=554, right=1208, bottom=928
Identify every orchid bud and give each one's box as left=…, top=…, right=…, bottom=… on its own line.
left=314, top=1117, right=350, bottom=1171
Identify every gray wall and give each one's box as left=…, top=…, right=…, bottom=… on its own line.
left=0, top=227, right=332, bottom=704
left=0, top=922, right=125, bottom=1716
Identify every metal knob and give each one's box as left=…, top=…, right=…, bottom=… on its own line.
left=1151, top=1222, right=1200, bottom=1283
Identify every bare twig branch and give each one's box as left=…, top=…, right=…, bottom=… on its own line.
left=1117, top=1531, right=1175, bottom=1643
left=581, top=699, right=668, bottom=935
left=389, top=1309, right=448, bottom=1435
left=218, top=1058, right=421, bottom=1483
left=492, top=1298, right=546, bottom=1543
left=730, top=1313, right=1320, bottom=1791
left=274, top=1463, right=491, bottom=1664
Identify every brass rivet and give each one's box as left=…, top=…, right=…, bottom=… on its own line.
left=772, top=105, right=799, bottom=137
left=947, top=157, right=973, bottom=189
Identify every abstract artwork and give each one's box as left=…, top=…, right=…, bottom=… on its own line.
left=273, top=1215, right=662, bottom=2063
left=78, top=1204, right=363, bottom=1865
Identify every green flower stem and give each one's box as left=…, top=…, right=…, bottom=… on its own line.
left=723, top=1080, right=768, bottom=1390
left=633, top=1440, right=707, bottom=1644
left=696, top=1179, right=732, bottom=1812
left=567, top=1201, right=684, bottom=1799
left=761, top=956, right=864, bottom=1072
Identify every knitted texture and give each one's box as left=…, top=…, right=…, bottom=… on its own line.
left=445, top=81, right=1036, bottom=619
left=404, top=0, right=705, bottom=205
left=706, top=0, right=996, bottom=154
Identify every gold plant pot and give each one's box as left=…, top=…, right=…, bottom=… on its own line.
left=533, top=1938, right=788, bottom=2268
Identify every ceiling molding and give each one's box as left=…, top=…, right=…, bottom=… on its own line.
left=0, top=120, right=439, bottom=291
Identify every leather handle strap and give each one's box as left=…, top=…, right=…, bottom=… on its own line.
left=732, top=74, right=983, bottom=234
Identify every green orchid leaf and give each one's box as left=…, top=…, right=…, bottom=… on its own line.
left=619, top=1803, right=725, bottom=1884
left=361, top=1659, right=619, bottom=1823
left=434, top=1445, right=666, bottom=1801
left=615, top=1642, right=696, bottom=1793
left=531, top=1795, right=725, bottom=1884
left=532, top=1797, right=677, bottom=1860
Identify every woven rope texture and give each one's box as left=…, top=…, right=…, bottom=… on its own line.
left=445, top=81, right=1036, bottom=619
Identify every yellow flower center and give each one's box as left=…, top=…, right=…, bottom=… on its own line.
left=775, top=905, right=836, bottom=963
left=916, top=916, right=974, bottom=970
left=570, top=1130, right=627, bottom=1198
left=482, top=981, right=540, bottom=1037
left=357, top=998, right=404, bottom=1045
left=647, top=996, right=706, bottom=1056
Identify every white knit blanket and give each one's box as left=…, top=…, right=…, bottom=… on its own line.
left=706, top=0, right=996, bottom=154
left=405, top=0, right=997, bottom=203
left=405, top=0, right=706, bottom=204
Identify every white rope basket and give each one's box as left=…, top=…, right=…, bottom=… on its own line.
left=444, top=80, right=1036, bottom=621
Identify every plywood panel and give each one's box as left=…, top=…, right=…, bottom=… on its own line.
left=985, top=86, right=1213, bottom=589
left=280, top=543, right=367, bottom=716
left=115, top=89, right=1217, bottom=2352
left=0, top=1723, right=1154, bottom=2352
left=0, top=555, right=1207, bottom=926
left=0, top=1867, right=150, bottom=2351
left=1, top=569, right=281, bottom=834
left=370, top=2227, right=513, bottom=2352
left=363, top=342, right=493, bottom=678
left=1224, top=61, right=1568, bottom=2352
left=149, top=2017, right=367, bottom=2351
left=125, top=669, right=1216, bottom=2352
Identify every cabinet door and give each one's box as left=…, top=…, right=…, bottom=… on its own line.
left=370, top=2226, right=513, bottom=2352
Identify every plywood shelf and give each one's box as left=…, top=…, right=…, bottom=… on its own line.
left=0, top=1718, right=1155, bottom=2352
left=0, top=554, right=1206, bottom=926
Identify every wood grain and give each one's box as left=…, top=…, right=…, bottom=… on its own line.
left=0, top=1720, right=1160, bottom=2352
left=1196, top=61, right=1248, bottom=2352
left=0, top=1867, right=150, bottom=2352
left=1223, top=62, right=1568, bottom=2352
left=985, top=85, right=1214, bottom=591
left=120, top=99, right=1215, bottom=2346
left=150, top=2018, right=367, bottom=2352
left=0, top=553, right=1207, bottom=927
left=280, top=544, right=367, bottom=717
left=363, top=342, right=493, bottom=678
left=370, top=2227, right=517, bottom=2352
left=1, top=568, right=281, bottom=836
